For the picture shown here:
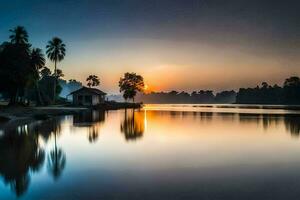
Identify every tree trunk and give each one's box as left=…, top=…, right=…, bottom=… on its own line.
left=36, top=82, right=43, bottom=106
left=53, top=59, right=57, bottom=104
left=16, top=88, right=19, bottom=104
left=9, top=92, right=16, bottom=105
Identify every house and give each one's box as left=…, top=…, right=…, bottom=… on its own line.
left=70, top=87, right=106, bottom=106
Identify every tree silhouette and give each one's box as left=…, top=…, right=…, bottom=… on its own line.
left=9, top=26, right=28, bottom=45
left=119, top=72, right=144, bottom=102
left=284, top=76, right=300, bottom=87
left=30, top=48, right=45, bottom=105
left=0, top=37, right=31, bottom=104
left=40, top=67, right=51, bottom=78
left=46, top=37, right=66, bottom=104
left=236, top=76, right=300, bottom=105
left=86, top=75, right=100, bottom=88
left=54, top=69, right=64, bottom=79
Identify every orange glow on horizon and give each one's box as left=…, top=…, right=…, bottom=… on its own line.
left=143, top=84, right=153, bottom=94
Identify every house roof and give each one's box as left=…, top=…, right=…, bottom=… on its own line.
left=70, top=87, right=107, bottom=96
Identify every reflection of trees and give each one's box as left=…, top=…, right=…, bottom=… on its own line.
left=284, top=115, right=300, bottom=137
left=120, top=109, right=144, bottom=141
left=0, top=127, right=45, bottom=197
left=237, top=113, right=300, bottom=138
left=34, top=118, right=62, bottom=142
left=47, top=125, right=66, bottom=181
left=73, top=110, right=105, bottom=143
left=0, top=117, right=66, bottom=196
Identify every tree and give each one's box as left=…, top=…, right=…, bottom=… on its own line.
left=261, top=82, right=269, bottom=89
left=119, top=72, right=144, bottom=102
left=86, top=75, right=100, bottom=88
left=284, top=76, right=300, bottom=88
left=9, top=26, right=28, bottom=45
left=0, top=26, right=32, bottom=104
left=283, top=76, right=300, bottom=104
left=40, top=67, right=51, bottom=78
left=54, top=69, right=64, bottom=79
left=67, top=79, right=82, bottom=93
left=30, top=48, right=45, bottom=105
left=0, top=41, right=31, bottom=104
left=46, top=37, right=66, bottom=104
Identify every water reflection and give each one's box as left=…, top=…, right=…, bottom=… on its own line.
left=284, top=115, right=300, bottom=137
left=0, top=125, right=45, bottom=196
left=0, top=118, right=66, bottom=196
left=1, top=108, right=300, bottom=198
left=147, top=110, right=300, bottom=137
left=47, top=129, right=66, bottom=181
left=73, top=110, right=106, bottom=143
left=120, top=109, right=145, bottom=141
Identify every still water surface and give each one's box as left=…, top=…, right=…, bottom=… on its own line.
left=1, top=104, right=300, bottom=199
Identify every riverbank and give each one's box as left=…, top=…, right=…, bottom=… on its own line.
left=0, top=106, right=86, bottom=121
left=0, top=102, right=142, bottom=122
left=92, top=101, right=142, bottom=110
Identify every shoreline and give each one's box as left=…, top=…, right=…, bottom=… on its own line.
left=0, top=102, right=142, bottom=124
left=0, top=106, right=87, bottom=125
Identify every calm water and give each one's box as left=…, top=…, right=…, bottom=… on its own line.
left=1, top=104, right=300, bottom=199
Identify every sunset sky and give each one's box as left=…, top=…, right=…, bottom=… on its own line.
left=0, top=0, right=300, bottom=93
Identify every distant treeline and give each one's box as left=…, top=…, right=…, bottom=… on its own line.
left=135, top=76, right=300, bottom=105
left=236, top=76, right=300, bottom=105
left=136, top=90, right=236, bottom=104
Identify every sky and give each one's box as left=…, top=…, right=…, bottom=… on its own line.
left=0, top=0, right=300, bottom=94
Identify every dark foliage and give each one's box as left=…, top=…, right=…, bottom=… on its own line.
left=136, top=90, right=236, bottom=104
left=86, top=75, right=100, bottom=88
left=0, top=42, right=33, bottom=104
left=236, top=77, right=300, bottom=105
left=119, top=72, right=144, bottom=102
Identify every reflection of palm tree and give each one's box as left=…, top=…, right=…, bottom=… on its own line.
left=30, top=148, right=45, bottom=172
left=47, top=127, right=66, bottom=180
left=35, top=118, right=61, bottom=142
left=120, top=109, right=144, bottom=141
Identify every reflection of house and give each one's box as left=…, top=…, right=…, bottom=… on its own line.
left=72, top=110, right=106, bottom=143
left=73, top=110, right=105, bottom=127
left=70, top=87, right=106, bottom=106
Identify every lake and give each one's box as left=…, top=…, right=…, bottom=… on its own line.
left=1, top=104, right=300, bottom=200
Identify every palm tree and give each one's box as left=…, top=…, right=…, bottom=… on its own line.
left=30, top=48, right=45, bottom=105
left=9, top=26, right=28, bottom=44
left=46, top=37, right=66, bottom=103
left=86, top=75, right=100, bottom=88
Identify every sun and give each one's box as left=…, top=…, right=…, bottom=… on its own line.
left=144, top=84, right=149, bottom=90
left=143, top=84, right=150, bottom=93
